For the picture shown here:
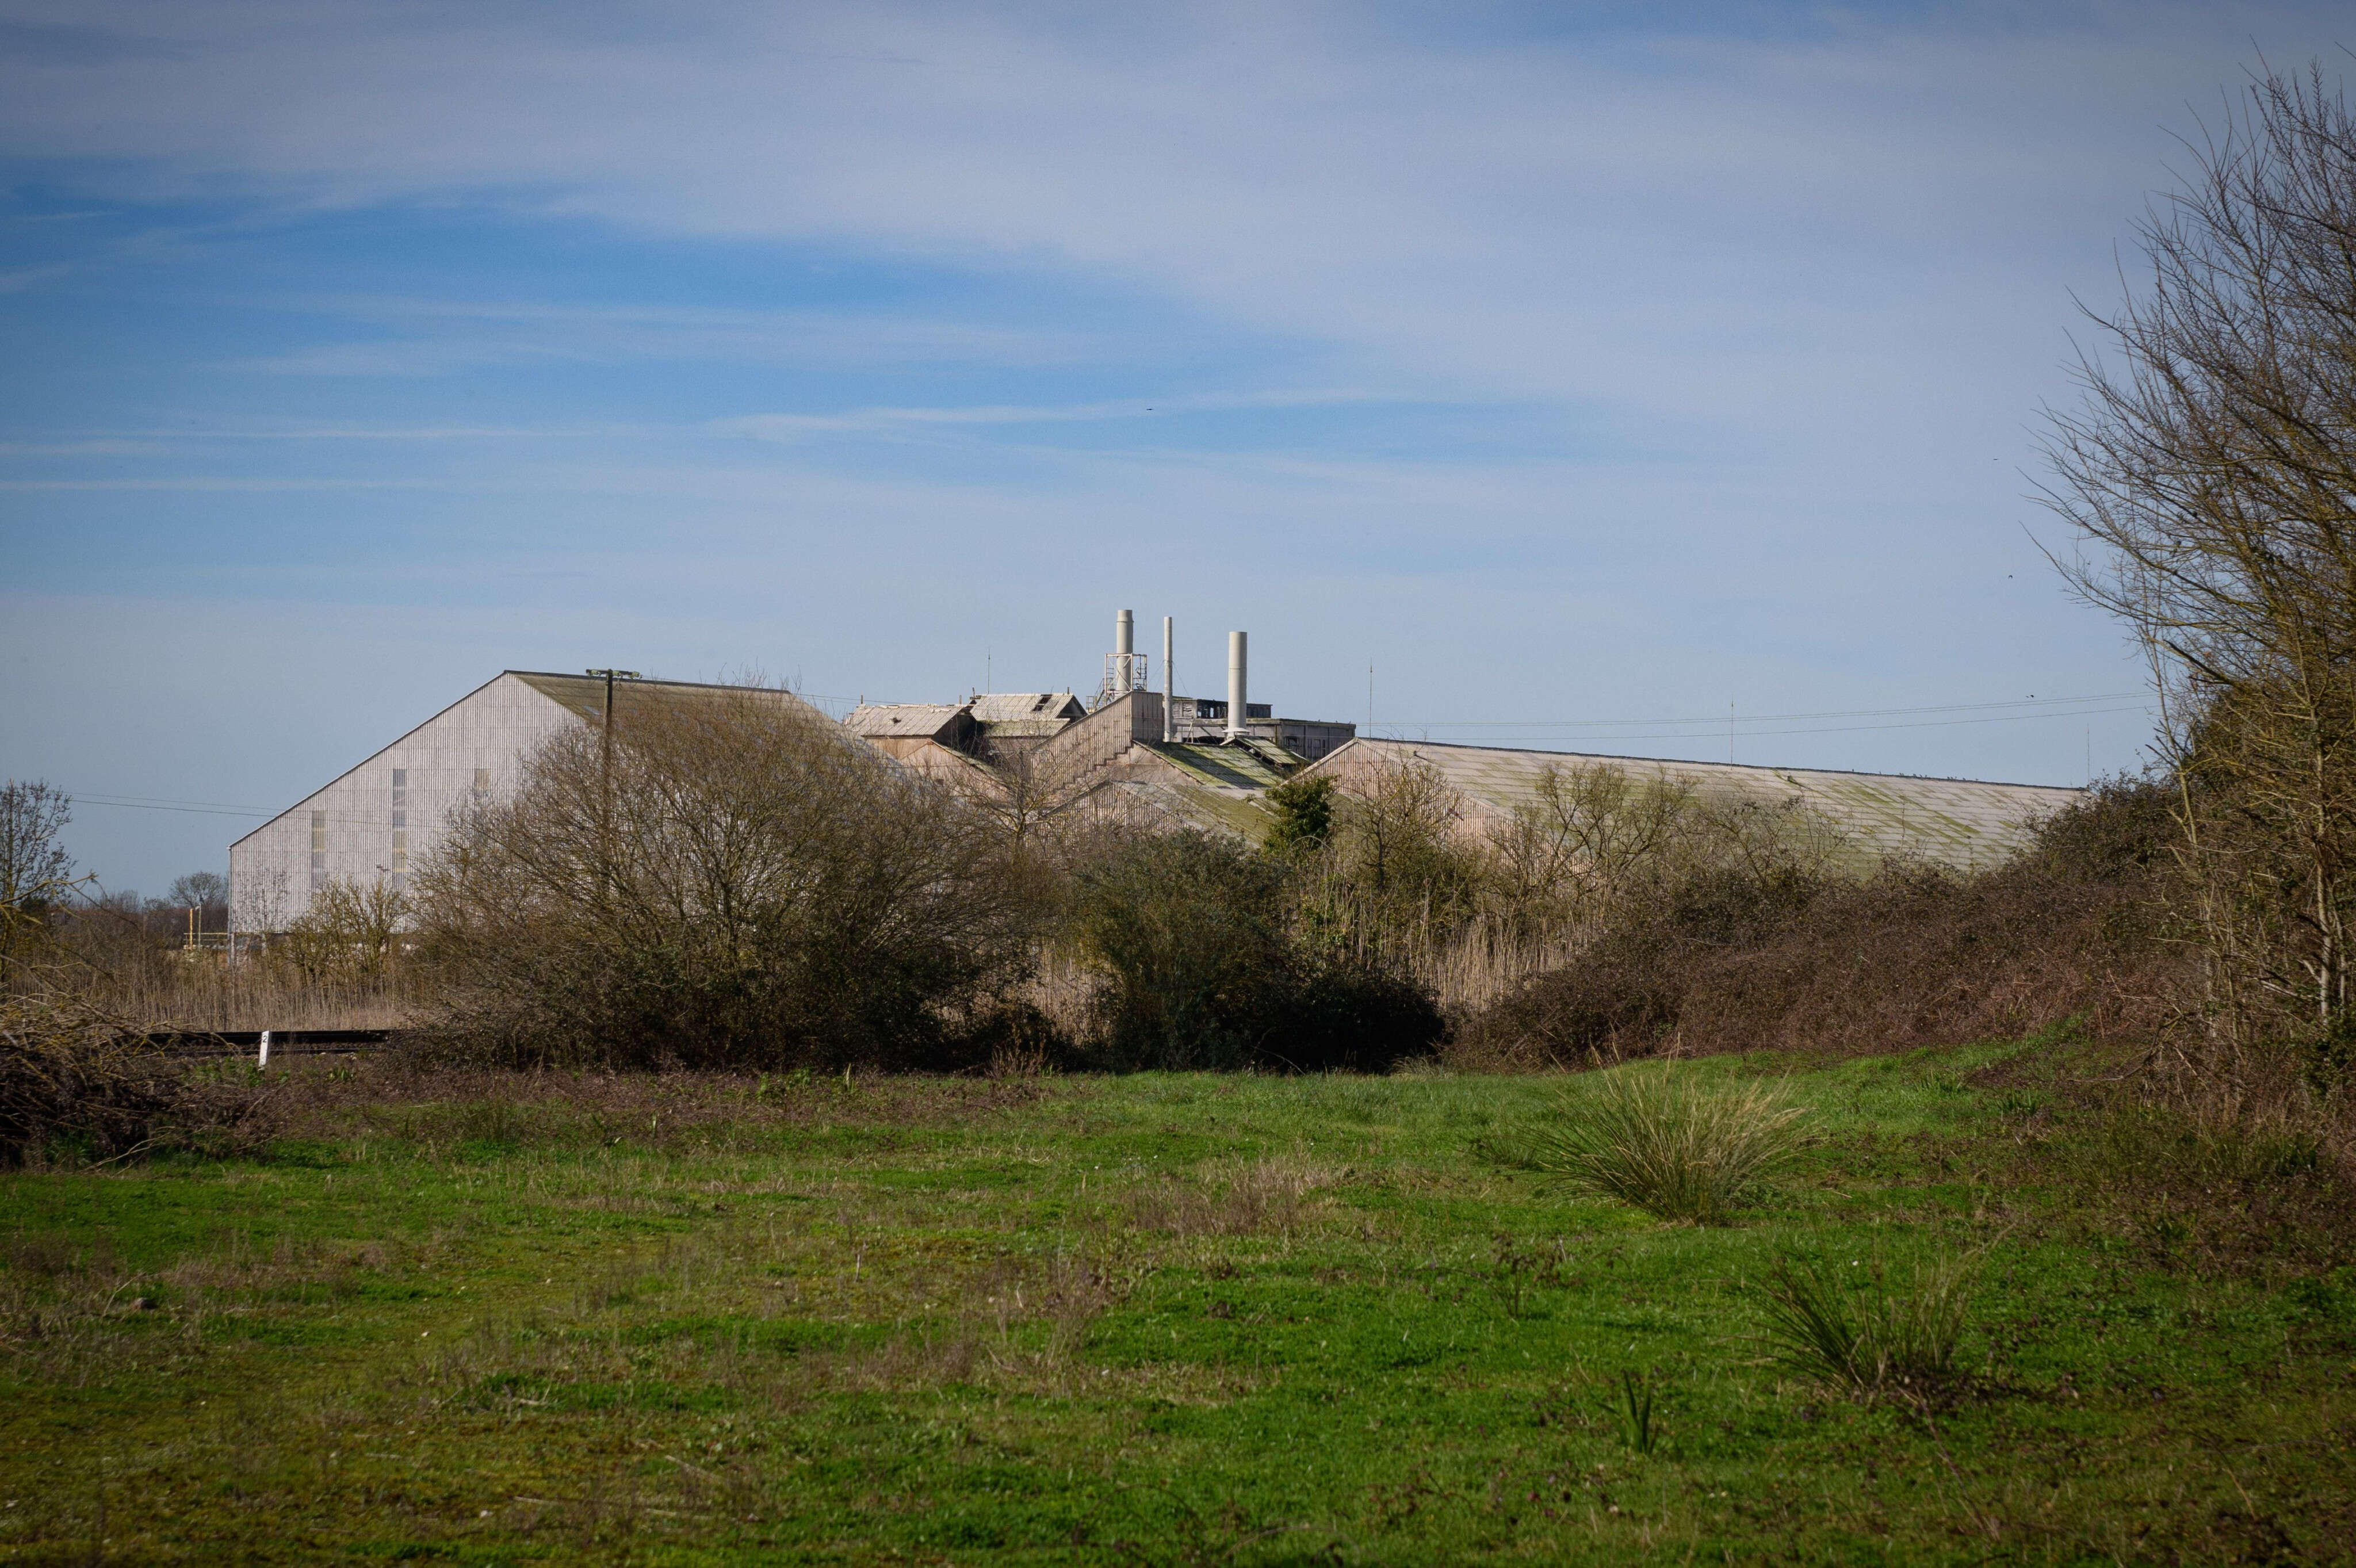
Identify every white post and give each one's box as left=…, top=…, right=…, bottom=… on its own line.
left=1162, top=615, right=1175, bottom=742
left=257, top=1030, right=271, bottom=1069
left=1226, top=631, right=1248, bottom=739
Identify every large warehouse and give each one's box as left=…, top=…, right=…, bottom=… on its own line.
left=227, top=671, right=828, bottom=931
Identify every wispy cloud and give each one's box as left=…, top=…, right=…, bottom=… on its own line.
left=223, top=298, right=1102, bottom=376
left=0, top=438, right=160, bottom=456
left=0, top=3, right=2325, bottom=404
left=715, top=388, right=1441, bottom=440
left=0, top=476, right=441, bottom=491
left=0, top=265, right=67, bottom=293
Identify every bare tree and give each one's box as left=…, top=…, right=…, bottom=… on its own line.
left=1487, top=764, right=1701, bottom=936
left=1293, top=758, right=1483, bottom=967
left=0, top=781, right=81, bottom=960
left=414, top=680, right=1037, bottom=1068
left=167, top=871, right=228, bottom=917
left=2040, top=63, right=2356, bottom=1054
left=956, top=736, right=1109, bottom=850
left=281, top=876, right=408, bottom=984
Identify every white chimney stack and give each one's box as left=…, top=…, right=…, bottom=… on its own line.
left=1107, top=602, right=1135, bottom=697
left=1226, top=630, right=1248, bottom=739
left=1162, top=615, right=1175, bottom=742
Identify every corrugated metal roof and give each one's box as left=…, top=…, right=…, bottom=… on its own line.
left=1142, top=740, right=1297, bottom=793
left=1087, top=778, right=1273, bottom=840
left=970, top=692, right=1085, bottom=723
left=843, top=702, right=969, bottom=739
left=512, top=671, right=828, bottom=725
left=1305, top=738, right=2082, bottom=872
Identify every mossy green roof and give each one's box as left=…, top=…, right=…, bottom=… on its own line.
left=1303, top=738, right=2082, bottom=873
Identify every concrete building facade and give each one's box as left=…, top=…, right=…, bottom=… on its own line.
left=227, top=671, right=829, bottom=931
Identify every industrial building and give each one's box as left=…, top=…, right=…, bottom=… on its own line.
left=227, top=671, right=829, bottom=931
left=225, top=610, right=2079, bottom=932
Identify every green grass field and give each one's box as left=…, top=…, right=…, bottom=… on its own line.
left=3, top=1047, right=2351, bottom=1565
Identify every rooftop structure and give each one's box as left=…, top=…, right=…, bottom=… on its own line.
left=970, top=692, right=1088, bottom=725
left=842, top=702, right=977, bottom=758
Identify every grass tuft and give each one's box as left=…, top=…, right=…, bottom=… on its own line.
left=1755, top=1247, right=1976, bottom=1398
left=1516, top=1068, right=1808, bottom=1223
left=1613, top=1368, right=1660, bottom=1454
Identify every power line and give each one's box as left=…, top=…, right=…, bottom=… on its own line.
left=1389, top=691, right=2144, bottom=731
left=70, top=794, right=273, bottom=818
left=1376, top=704, right=2151, bottom=745
left=67, top=793, right=387, bottom=829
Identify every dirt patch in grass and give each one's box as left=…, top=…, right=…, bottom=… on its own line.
left=1122, top=1156, right=1343, bottom=1238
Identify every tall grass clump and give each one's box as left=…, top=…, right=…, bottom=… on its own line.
left=1755, top=1249, right=1976, bottom=1398
left=1517, top=1069, right=1808, bottom=1223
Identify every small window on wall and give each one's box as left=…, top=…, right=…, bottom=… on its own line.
left=474, top=768, right=491, bottom=792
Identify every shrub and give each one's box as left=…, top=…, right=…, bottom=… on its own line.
left=1261, top=774, right=1337, bottom=857
left=1755, top=1248, right=1976, bottom=1398
left=1268, top=960, right=1445, bottom=1074
left=0, top=994, right=261, bottom=1166
left=413, top=682, right=1039, bottom=1071
left=1068, top=832, right=1443, bottom=1073
left=1069, top=832, right=1294, bottom=1070
left=279, top=875, right=408, bottom=985
left=1514, top=1069, right=1807, bottom=1224
left=1290, top=759, right=1487, bottom=971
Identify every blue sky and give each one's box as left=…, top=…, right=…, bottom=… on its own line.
left=1, top=2, right=2343, bottom=894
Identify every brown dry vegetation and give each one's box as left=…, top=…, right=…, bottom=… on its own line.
left=0, top=993, right=272, bottom=1167
left=1449, top=777, right=2179, bottom=1070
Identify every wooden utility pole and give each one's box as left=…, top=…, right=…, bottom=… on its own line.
left=585, top=669, right=640, bottom=898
